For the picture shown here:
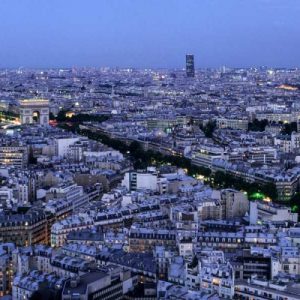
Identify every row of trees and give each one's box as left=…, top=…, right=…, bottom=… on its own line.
left=213, top=170, right=278, bottom=200
left=197, top=118, right=297, bottom=136
left=198, top=118, right=297, bottom=136
left=75, top=127, right=278, bottom=200
left=58, top=115, right=296, bottom=210
left=248, top=119, right=269, bottom=132
left=78, top=128, right=211, bottom=176
left=248, top=118, right=297, bottom=134
left=128, top=141, right=212, bottom=176
left=51, top=110, right=110, bottom=123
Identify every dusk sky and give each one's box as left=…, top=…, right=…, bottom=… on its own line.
left=0, top=0, right=299, bottom=69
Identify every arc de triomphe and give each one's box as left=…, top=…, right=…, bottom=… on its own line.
left=19, top=99, right=49, bottom=125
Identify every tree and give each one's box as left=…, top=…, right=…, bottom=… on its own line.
left=200, top=120, right=217, bottom=138
left=49, top=112, right=55, bottom=120
left=248, top=119, right=269, bottom=132
left=261, top=182, right=278, bottom=201
left=290, top=193, right=300, bottom=217
left=129, top=141, right=143, bottom=158
left=28, top=147, right=37, bottom=165
left=214, top=171, right=227, bottom=187
left=281, top=122, right=297, bottom=135
left=56, top=110, right=68, bottom=122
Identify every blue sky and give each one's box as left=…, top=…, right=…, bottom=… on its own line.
left=0, top=0, right=299, bottom=68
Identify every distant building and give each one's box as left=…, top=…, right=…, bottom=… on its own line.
left=129, top=228, right=176, bottom=253
left=0, top=187, right=15, bottom=210
left=249, top=200, right=298, bottom=224
left=51, top=214, right=93, bottom=248
left=216, top=117, right=249, bottom=130
left=0, top=145, right=28, bottom=168
left=186, top=54, right=195, bottom=77
left=0, top=243, right=15, bottom=297
left=235, top=277, right=300, bottom=300
left=0, top=208, right=48, bottom=246
left=19, top=99, right=49, bottom=125
left=122, top=169, right=168, bottom=194
left=12, top=271, right=63, bottom=300
left=62, top=269, right=137, bottom=300
left=220, top=189, right=249, bottom=219
left=54, top=137, right=79, bottom=158
left=192, top=145, right=227, bottom=169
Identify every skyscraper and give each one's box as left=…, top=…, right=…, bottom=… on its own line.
left=186, top=54, right=195, bottom=77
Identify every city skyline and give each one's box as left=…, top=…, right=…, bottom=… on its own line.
left=0, top=0, right=300, bottom=69
left=0, top=1, right=300, bottom=299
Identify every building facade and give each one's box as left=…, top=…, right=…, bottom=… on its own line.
left=186, top=54, right=195, bottom=77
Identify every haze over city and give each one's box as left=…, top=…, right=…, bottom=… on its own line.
left=1, top=0, right=300, bottom=68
